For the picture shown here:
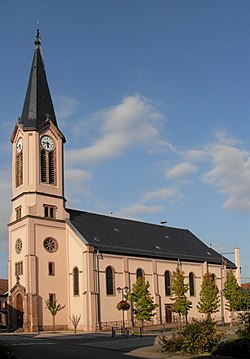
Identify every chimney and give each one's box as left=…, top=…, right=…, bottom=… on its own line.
left=234, top=247, right=241, bottom=285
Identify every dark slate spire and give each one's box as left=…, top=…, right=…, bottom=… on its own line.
left=20, top=30, right=58, bottom=129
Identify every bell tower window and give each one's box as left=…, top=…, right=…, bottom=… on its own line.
left=15, top=206, right=22, bottom=220
left=49, top=152, right=55, bottom=184
left=40, top=135, right=56, bottom=185
left=15, top=137, right=23, bottom=188
left=16, top=152, right=23, bottom=187
left=44, top=204, right=56, bottom=218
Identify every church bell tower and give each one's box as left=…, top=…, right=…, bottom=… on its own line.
left=8, top=31, right=69, bottom=332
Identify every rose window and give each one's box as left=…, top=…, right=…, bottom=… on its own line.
left=15, top=238, right=22, bottom=254
left=43, top=237, right=58, bottom=253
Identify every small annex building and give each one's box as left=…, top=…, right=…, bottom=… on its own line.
left=8, top=31, right=237, bottom=332
left=0, top=279, right=8, bottom=328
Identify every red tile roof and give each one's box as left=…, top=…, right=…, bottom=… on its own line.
left=241, top=282, right=250, bottom=289
left=0, top=279, right=8, bottom=295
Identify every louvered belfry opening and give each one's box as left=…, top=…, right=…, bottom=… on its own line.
left=16, top=152, right=23, bottom=187
left=41, top=149, right=56, bottom=185
left=48, top=151, right=55, bottom=184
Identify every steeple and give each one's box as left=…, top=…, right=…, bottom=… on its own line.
left=20, top=30, right=58, bottom=130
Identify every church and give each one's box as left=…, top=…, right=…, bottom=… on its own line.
left=8, top=31, right=238, bottom=332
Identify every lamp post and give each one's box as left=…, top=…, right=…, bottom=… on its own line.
left=117, top=286, right=129, bottom=333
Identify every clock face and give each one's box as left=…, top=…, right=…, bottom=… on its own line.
left=41, top=136, right=54, bottom=151
left=16, top=138, right=23, bottom=153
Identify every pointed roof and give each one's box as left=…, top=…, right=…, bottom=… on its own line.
left=19, top=30, right=58, bottom=130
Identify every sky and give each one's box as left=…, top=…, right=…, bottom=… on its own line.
left=1, top=0, right=250, bottom=281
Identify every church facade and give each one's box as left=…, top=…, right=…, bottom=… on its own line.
left=8, top=32, right=237, bottom=332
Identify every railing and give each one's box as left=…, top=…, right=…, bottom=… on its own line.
left=96, top=317, right=177, bottom=332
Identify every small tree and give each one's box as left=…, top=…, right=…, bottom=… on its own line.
left=128, top=277, right=158, bottom=332
left=237, top=288, right=250, bottom=312
left=223, top=270, right=239, bottom=325
left=197, top=272, right=220, bottom=318
left=45, top=299, right=65, bottom=333
left=170, top=266, right=192, bottom=327
left=69, top=314, right=81, bottom=333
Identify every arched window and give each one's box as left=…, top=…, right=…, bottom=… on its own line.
left=16, top=293, right=24, bottom=328
left=189, top=272, right=195, bottom=296
left=16, top=152, right=23, bottom=187
left=41, top=149, right=56, bottom=185
left=73, top=267, right=79, bottom=296
left=211, top=273, right=216, bottom=282
left=136, top=268, right=144, bottom=279
left=49, top=151, right=55, bottom=184
left=165, top=271, right=171, bottom=296
left=106, top=266, right=114, bottom=295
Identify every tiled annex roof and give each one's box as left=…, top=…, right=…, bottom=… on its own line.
left=0, top=279, right=8, bottom=296
left=67, top=209, right=235, bottom=268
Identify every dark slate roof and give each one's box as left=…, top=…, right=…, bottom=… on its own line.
left=67, top=209, right=235, bottom=268
left=19, top=30, right=57, bottom=130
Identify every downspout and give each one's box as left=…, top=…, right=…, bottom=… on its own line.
left=95, top=249, right=101, bottom=330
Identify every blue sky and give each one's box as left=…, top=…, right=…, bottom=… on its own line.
left=1, top=0, right=250, bottom=281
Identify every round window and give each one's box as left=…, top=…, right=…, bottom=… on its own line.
left=43, top=237, right=58, bottom=253
left=15, top=238, right=22, bottom=254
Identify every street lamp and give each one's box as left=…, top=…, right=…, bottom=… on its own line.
left=117, top=286, right=129, bottom=333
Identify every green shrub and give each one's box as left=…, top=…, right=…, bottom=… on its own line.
left=158, top=332, right=182, bottom=352
left=159, top=318, right=222, bottom=354
left=180, top=318, right=222, bottom=354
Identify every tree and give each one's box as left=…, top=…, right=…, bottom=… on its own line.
left=45, top=299, right=65, bottom=333
left=128, top=277, right=158, bottom=332
left=223, top=270, right=239, bottom=325
left=236, top=288, right=250, bottom=312
left=69, top=314, right=81, bottom=333
left=197, top=272, right=220, bottom=318
left=170, top=266, right=192, bottom=327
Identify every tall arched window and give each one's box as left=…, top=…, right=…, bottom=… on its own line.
left=165, top=271, right=171, bottom=296
left=16, top=293, right=24, bottom=328
left=211, top=273, right=216, bottom=282
left=73, top=267, right=79, bottom=296
left=189, top=272, right=195, bottom=296
left=49, top=151, right=55, bottom=184
left=136, top=268, right=144, bottom=279
left=106, top=266, right=114, bottom=295
left=41, top=149, right=56, bottom=185
left=16, top=152, right=23, bottom=187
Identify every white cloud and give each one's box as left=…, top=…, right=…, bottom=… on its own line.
left=66, top=94, right=170, bottom=164
left=65, top=168, right=91, bottom=182
left=113, top=186, right=183, bottom=222
left=55, top=96, right=79, bottom=124
left=116, top=203, right=163, bottom=219
left=203, top=142, right=250, bottom=211
left=185, top=149, right=207, bottom=162
left=142, top=186, right=179, bottom=201
left=166, top=162, right=197, bottom=179
left=158, top=129, right=250, bottom=212
left=65, top=167, right=91, bottom=198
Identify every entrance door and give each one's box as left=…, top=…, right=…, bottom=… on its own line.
left=165, top=304, right=172, bottom=323
left=16, top=293, right=24, bottom=329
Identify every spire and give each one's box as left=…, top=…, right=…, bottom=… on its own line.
left=19, top=30, right=58, bottom=130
